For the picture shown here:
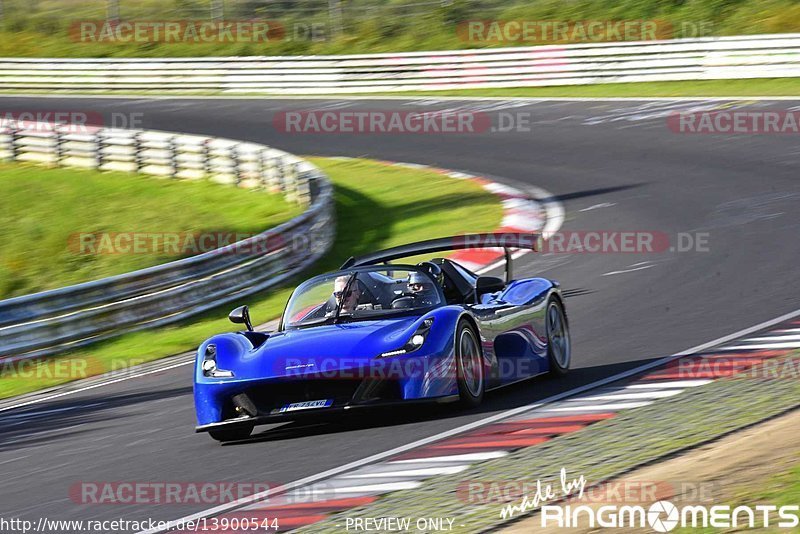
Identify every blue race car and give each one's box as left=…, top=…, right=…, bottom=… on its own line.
left=194, top=233, right=570, bottom=441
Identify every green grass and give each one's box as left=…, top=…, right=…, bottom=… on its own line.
left=736, top=462, right=800, bottom=527
left=352, top=78, right=800, bottom=98
left=0, top=162, right=300, bottom=299
left=739, top=462, right=800, bottom=508
left=0, top=157, right=503, bottom=399
left=674, top=458, right=800, bottom=534
left=2, top=0, right=800, bottom=57
left=3, top=78, right=797, bottom=99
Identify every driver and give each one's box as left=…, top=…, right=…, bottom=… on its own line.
left=406, top=269, right=439, bottom=306
left=331, top=275, right=362, bottom=314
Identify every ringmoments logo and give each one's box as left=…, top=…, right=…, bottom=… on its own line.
left=648, top=501, right=679, bottom=532
left=497, top=469, right=799, bottom=532
left=540, top=500, right=800, bottom=531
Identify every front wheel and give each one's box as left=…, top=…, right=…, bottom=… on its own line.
left=208, top=424, right=254, bottom=442
left=546, top=298, right=571, bottom=376
left=455, top=319, right=484, bottom=407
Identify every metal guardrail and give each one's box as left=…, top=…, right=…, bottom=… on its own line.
left=0, top=123, right=335, bottom=363
left=0, top=34, right=799, bottom=93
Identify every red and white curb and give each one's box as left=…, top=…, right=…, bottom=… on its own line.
left=348, top=158, right=550, bottom=273
left=162, top=316, right=800, bottom=533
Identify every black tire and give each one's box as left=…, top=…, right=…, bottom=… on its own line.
left=455, top=319, right=485, bottom=407
left=546, top=298, right=571, bottom=376
left=208, top=424, right=254, bottom=442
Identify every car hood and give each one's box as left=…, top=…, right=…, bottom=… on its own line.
left=226, top=316, right=423, bottom=380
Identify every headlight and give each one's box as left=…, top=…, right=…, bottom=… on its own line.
left=202, top=343, right=234, bottom=378
left=379, top=318, right=434, bottom=358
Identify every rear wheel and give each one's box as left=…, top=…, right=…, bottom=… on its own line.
left=455, top=319, right=484, bottom=407
left=208, top=424, right=254, bottom=442
left=546, top=298, right=571, bottom=376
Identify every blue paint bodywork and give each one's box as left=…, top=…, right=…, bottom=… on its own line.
left=194, top=265, right=563, bottom=429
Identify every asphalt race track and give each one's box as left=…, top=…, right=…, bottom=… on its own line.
left=1, top=96, right=799, bottom=527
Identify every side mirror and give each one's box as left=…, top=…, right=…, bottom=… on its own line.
left=475, top=276, right=505, bottom=297
left=229, top=305, right=254, bottom=332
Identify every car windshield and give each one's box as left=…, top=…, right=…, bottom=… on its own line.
left=283, top=267, right=442, bottom=329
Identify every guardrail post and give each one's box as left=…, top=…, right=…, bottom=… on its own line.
left=284, top=161, right=301, bottom=204
left=265, top=155, right=279, bottom=192
left=296, top=166, right=312, bottom=206
left=232, top=144, right=242, bottom=185
left=168, top=135, right=178, bottom=177
left=275, top=155, right=286, bottom=193
left=9, top=127, right=20, bottom=161
left=203, top=139, right=212, bottom=178
left=94, top=130, right=105, bottom=169
left=0, top=130, right=8, bottom=161
left=54, top=128, right=65, bottom=166
left=258, top=148, right=269, bottom=190
left=133, top=131, right=143, bottom=172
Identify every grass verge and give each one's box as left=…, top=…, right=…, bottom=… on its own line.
left=0, top=162, right=300, bottom=299
left=3, top=0, right=800, bottom=57
left=3, top=78, right=798, bottom=99
left=671, top=468, right=800, bottom=533
left=0, top=157, right=503, bottom=400
left=354, top=78, right=800, bottom=98
left=728, top=463, right=800, bottom=528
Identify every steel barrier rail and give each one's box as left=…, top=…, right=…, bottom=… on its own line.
left=0, top=123, right=335, bottom=363
left=0, top=34, right=798, bottom=93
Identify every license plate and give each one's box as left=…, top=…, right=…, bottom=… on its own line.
left=278, top=399, right=333, bottom=413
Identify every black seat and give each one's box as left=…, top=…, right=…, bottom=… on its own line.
left=433, top=258, right=475, bottom=304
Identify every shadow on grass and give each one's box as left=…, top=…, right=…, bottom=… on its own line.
left=313, top=182, right=393, bottom=272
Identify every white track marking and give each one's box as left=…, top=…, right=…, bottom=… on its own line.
left=746, top=334, right=800, bottom=342
left=773, top=328, right=800, bottom=334
left=673, top=310, right=800, bottom=354
left=289, top=481, right=422, bottom=495
left=580, top=202, right=616, bottom=212
left=389, top=452, right=509, bottom=464
left=340, top=466, right=469, bottom=478
left=602, top=264, right=655, bottom=276
left=545, top=401, right=654, bottom=411
left=625, top=380, right=712, bottom=389
left=138, top=306, right=800, bottom=533
left=572, top=390, right=683, bottom=401
left=718, top=342, right=800, bottom=350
